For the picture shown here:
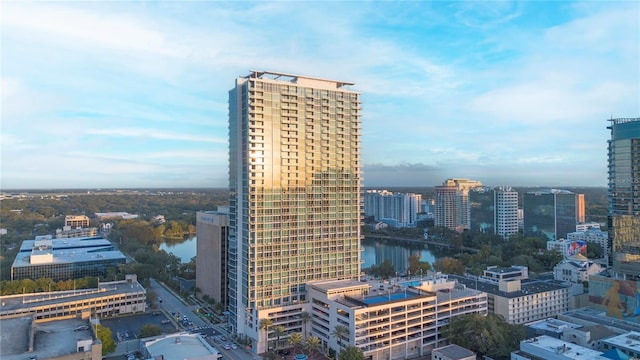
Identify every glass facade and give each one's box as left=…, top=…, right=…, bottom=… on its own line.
left=228, top=72, right=362, bottom=345
left=523, top=190, right=576, bottom=241
left=607, top=118, right=640, bottom=278
left=469, top=187, right=495, bottom=233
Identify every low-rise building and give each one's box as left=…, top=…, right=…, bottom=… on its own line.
left=65, top=215, right=91, bottom=228
left=94, top=212, right=139, bottom=220
left=0, top=275, right=146, bottom=320
left=55, top=226, right=99, bottom=239
left=567, top=228, right=608, bottom=260
left=600, top=331, right=640, bottom=359
left=450, top=267, right=570, bottom=324
left=554, top=254, right=604, bottom=283
left=431, top=344, right=475, bottom=360
left=512, top=335, right=607, bottom=360
left=142, top=332, right=221, bottom=360
left=11, top=235, right=126, bottom=281
left=306, top=273, right=487, bottom=359
left=0, top=316, right=102, bottom=360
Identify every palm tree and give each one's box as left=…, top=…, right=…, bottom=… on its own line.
left=331, top=325, right=349, bottom=349
left=288, top=332, right=303, bottom=349
left=260, top=318, right=274, bottom=352
left=273, top=325, right=286, bottom=353
left=305, top=336, right=321, bottom=357
left=300, top=311, right=311, bottom=338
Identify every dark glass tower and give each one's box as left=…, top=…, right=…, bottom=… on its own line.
left=607, top=117, right=640, bottom=279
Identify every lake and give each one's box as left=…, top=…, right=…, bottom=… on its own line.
left=160, top=236, right=436, bottom=272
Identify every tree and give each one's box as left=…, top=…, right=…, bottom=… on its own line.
left=139, top=324, right=163, bottom=338
left=369, top=259, right=396, bottom=279
left=288, top=332, right=303, bottom=349
left=338, top=346, right=365, bottom=360
left=433, top=257, right=464, bottom=275
left=305, top=336, right=321, bottom=355
left=331, top=325, right=349, bottom=348
left=587, top=242, right=604, bottom=259
left=260, top=318, right=273, bottom=351
left=407, top=254, right=431, bottom=276
left=443, top=313, right=525, bottom=359
left=273, top=325, right=286, bottom=352
left=96, top=324, right=116, bottom=355
left=300, top=311, right=311, bottom=338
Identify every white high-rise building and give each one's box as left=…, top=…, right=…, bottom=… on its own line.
left=228, top=71, right=362, bottom=353
left=364, top=190, right=422, bottom=227
left=495, top=186, right=519, bottom=239
left=435, top=178, right=482, bottom=230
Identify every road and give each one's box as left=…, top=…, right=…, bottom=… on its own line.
left=148, top=279, right=259, bottom=360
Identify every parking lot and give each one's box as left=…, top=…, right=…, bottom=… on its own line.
left=101, top=312, right=177, bottom=341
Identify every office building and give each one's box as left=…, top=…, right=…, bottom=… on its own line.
left=65, top=215, right=90, bottom=228
left=450, top=266, right=570, bottom=324
left=469, top=186, right=518, bottom=238
left=306, top=273, right=487, bottom=359
left=434, top=179, right=482, bottom=230
left=196, top=209, right=229, bottom=308
left=0, top=275, right=146, bottom=320
left=607, top=117, right=640, bottom=279
left=523, top=189, right=579, bottom=241
left=0, top=316, right=102, bottom=360
left=228, top=71, right=362, bottom=353
left=575, top=194, right=586, bottom=223
left=364, top=190, right=422, bottom=227
left=11, top=236, right=127, bottom=281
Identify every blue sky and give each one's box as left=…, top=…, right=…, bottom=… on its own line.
left=1, top=1, right=638, bottom=189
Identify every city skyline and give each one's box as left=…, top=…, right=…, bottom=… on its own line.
left=2, top=1, right=639, bottom=189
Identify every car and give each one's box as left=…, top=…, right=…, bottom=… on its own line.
left=278, top=349, right=290, bottom=356
left=161, top=320, right=171, bottom=324
left=231, top=344, right=237, bottom=350
left=223, top=344, right=231, bottom=350
left=152, top=311, right=161, bottom=316
left=158, top=298, right=162, bottom=303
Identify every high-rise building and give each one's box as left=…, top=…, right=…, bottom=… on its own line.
left=363, top=190, right=422, bottom=227
left=228, top=71, right=362, bottom=353
left=607, top=117, right=640, bottom=279
left=470, top=186, right=519, bottom=239
left=434, top=178, right=482, bottom=230
left=195, top=209, right=229, bottom=308
left=523, top=189, right=578, bottom=241
left=575, top=194, right=586, bottom=223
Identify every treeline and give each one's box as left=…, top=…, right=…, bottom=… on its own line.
left=0, top=276, right=99, bottom=296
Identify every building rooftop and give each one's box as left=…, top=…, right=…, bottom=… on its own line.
left=449, top=275, right=569, bottom=299
left=433, top=344, right=475, bottom=359
left=245, top=70, right=355, bottom=88
left=526, top=318, right=583, bottom=334
left=144, top=332, right=220, bottom=360
left=0, top=278, right=145, bottom=313
left=601, top=332, right=640, bottom=351
left=561, top=308, right=640, bottom=334
left=13, top=236, right=126, bottom=267
left=1, top=317, right=95, bottom=360
left=520, top=335, right=605, bottom=359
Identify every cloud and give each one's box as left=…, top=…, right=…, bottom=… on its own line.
left=85, top=128, right=226, bottom=144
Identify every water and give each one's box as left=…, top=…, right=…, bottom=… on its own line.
left=160, top=236, right=197, bottom=263
left=360, top=239, right=435, bottom=272
left=159, top=236, right=436, bottom=271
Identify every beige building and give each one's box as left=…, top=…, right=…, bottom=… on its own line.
left=196, top=209, right=229, bottom=308
left=64, top=215, right=90, bottom=228
left=434, top=179, right=482, bottom=230
left=450, top=267, right=570, bottom=324
left=305, top=273, right=487, bottom=359
left=142, top=332, right=222, bottom=360
left=0, top=316, right=102, bottom=360
left=0, top=275, right=146, bottom=320
left=228, top=71, right=362, bottom=353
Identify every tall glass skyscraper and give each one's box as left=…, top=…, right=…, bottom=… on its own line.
left=523, top=189, right=577, bottom=241
left=228, top=71, right=362, bottom=352
left=607, top=117, right=640, bottom=279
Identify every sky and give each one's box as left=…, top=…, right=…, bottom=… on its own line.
left=1, top=1, right=638, bottom=189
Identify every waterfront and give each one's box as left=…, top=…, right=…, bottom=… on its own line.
left=160, top=236, right=437, bottom=272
